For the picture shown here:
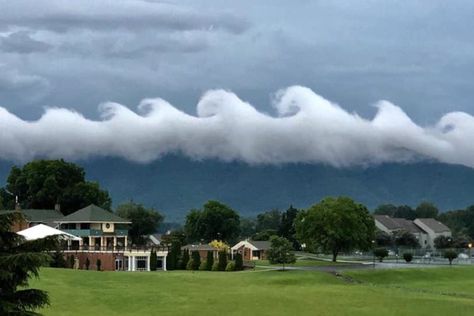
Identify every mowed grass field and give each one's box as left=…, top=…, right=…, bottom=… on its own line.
left=31, top=267, right=474, bottom=316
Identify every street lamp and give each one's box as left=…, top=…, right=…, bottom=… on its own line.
left=469, top=243, right=472, bottom=264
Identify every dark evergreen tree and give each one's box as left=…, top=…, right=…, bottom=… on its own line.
left=235, top=253, right=243, bottom=271
left=96, top=258, right=101, bottom=271
left=85, top=257, right=90, bottom=270
left=218, top=250, right=228, bottom=271
left=180, top=250, right=189, bottom=270
left=50, top=249, right=66, bottom=268
left=191, top=251, right=201, bottom=270
left=68, top=255, right=75, bottom=269
left=166, top=242, right=181, bottom=270
left=150, top=249, right=158, bottom=271
left=0, top=211, right=58, bottom=315
left=206, top=251, right=214, bottom=271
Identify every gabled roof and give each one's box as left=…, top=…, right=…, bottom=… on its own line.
left=22, top=209, right=63, bottom=223
left=374, top=215, right=401, bottom=230
left=17, top=224, right=81, bottom=241
left=55, top=204, right=131, bottom=224
left=232, top=240, right=271, bottom=250
left=415, top=218, right=451, bottom=233
left=0, top=209, right=63, bottom=222
left=374, top=215, right=424, bottom=234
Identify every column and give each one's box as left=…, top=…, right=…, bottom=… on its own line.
left=147, top=256, right=151, bottom=271
left=131, top=256, right=135, bottom=271
left=128, top=256, right=131, bottom=271
left=163, top=255, right=167, bottom=271
left=124, top=236, right=128, bottom=250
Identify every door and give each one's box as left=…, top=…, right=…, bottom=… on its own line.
left=115, top=258, right=123, bottom=271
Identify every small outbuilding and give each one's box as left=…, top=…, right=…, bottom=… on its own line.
left=231, top=240, right=271, bottom=261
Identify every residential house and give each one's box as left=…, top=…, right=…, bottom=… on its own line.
left=0, top=206, right=63, bottom=232
left=231, top=240, right=271, bottom=261
left=414, top=218, right=452, bottom=249
left=56, top=204, right=168, bottom=271
left=374, top=215, right=451, bottom=249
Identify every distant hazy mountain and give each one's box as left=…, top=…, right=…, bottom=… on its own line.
left=1, top=156, right=474, bottom=221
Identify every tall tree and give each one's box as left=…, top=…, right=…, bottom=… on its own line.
left=0, top=212, right=58, bottom=315
left=116, top=201, right=164, bottom=245
left=1, top=159, right=111, bottom=214
left=184, top=201, right=240, bottom=243
left=415, top=202, right=439, bottom=218
left=239, top=217, right=256, bottom=239
left=393, top=230, right=419, bottom=248
left=393, top=205, right=416, bottom=220
left=267, top=236, right=296, bottom=270
left=278, top=205, right=299, bottom=249
left=373, top=204, right=397, bottom=216
left=256, top=209, right=281, bottom=232
left=296, top=197, right=375, bottom=262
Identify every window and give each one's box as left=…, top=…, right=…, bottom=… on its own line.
left=135, top=256, right=148, bottom=271
left=80, top=223, right=90, bottom=229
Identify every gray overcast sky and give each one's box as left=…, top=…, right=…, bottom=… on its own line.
left=0, top=0, right=473, bottom=123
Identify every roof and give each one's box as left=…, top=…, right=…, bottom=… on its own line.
left=0, top=209, right=63, bottom=222
left=416, top=218, right=451, bottom=233
left=232, top=240, right=271, bottom=250
left=17, top=224, right=81, bottom=241
left=374, top=215, right=424, bottom=234
left=248, top=240, right=271, bottom=250
left=374, top=215, right=402, bottom=230
left=55, top=204, right=131, bottom=224
left=181, top=244, right=218, bottom=251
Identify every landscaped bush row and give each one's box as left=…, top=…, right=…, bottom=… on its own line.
left=168, top=250, right=244, bottom=272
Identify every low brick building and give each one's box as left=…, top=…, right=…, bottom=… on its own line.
left=231, top=240, right=271, bottom=261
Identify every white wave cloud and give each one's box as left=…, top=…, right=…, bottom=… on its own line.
left=0, top=86, right=472, bottom=167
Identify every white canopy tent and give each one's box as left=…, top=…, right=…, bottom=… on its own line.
left=17, top=224, right=81, bottom=241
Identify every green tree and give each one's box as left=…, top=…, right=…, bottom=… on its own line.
left=394, top=230, right=419, bottom=248
left=296, top=197, right=375, bottom=262
left=180, top=250, right=189, bottom=270
left=373, top=204, right=397, bottom=216
left=256, top=209, right=281, bottom=232
left=0, top=211, right=58, bottom=315
left=85, top=257, right=90, bottom=270
left=444, top=250, right=458, bottom=265
left=374, top=248, right=389, bottom=262
left=96, top=259, right=101, bottom=271
left=415, top=202, right=439, bottom=218
left=278, top=205, right=300, bottom=249
left=434, top=235, right=454, bottom=249
left=191, top=251, right=201, bottom=270
left=218, top=251, right=228, bottom=271
left=1, top=159, right=111, bottom=214
left=393, top=205, right=416, bottom=220
left=267, top=236, right=296, bottom=270
left=150, top=249, right=158, bottom=271
left=116, top=201, right=164, bottom=245
left=184, top=201, right=240, bottom=243
left=234, top=253, right=243, bottom=271
left=206, top=251, right=214, bottom=271
left=252, top=229, right=278, bottom=241
left=375, top=230, right=393, bottom=247
left=239, top=217, right=256, bottom=239
left=403, top=253, right=413, bottom=263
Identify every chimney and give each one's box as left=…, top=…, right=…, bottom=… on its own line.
left=55, top=203, right=61, bottom=213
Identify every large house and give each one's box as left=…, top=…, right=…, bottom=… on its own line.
left=55, top=204, right=168, bottom=271
left=231, top=240, right=271, bottom=261
left=374, top=215, right=451, bottom=249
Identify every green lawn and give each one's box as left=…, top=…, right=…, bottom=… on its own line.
left=31, top=267, right=474, bottom=316
left=253, top=259, right=347, bottom=267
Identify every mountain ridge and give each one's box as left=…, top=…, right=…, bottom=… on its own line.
left=1, top=156, right=473, bottom=221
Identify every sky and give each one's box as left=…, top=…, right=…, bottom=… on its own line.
left=1, top=0, right=474, bottom=167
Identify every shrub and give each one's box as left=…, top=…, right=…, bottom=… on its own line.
left=211, top=261, right=219, bottom=271
left=403, top=253, right=413, bottom=263
left=85, top=257, right=90, bottom=270
left=150, top=249, right=157, bottom=271
left=50, top=250, right=66, bottom=268
left=68, top=255, right=75, bottom=269
left=191, top=251, right=201, bottom=270
left=225, top=262, right=235, bottom=271
left=199, top=261, right=208, bottom=271
left=374, top=248, right=389, bottom=262
left=444, top=250, right=458, bottom=265
left=235, top=253, right=243, bottom=271
left=180, top=250, right=189, bottom=270
left=218, top=251, right=228, bottom=271
left=186, top=259, right=194, bottom=270
left=206, top=251, right=214, bottom=271
left=96, top=258, right=102, bottom=271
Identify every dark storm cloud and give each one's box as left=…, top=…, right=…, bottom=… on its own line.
left=0, top=31, right=52, bottom=54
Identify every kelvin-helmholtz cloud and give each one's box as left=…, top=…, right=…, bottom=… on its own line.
left=0, top=86, right=473, bottom=168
